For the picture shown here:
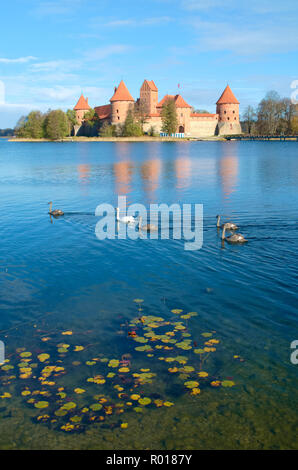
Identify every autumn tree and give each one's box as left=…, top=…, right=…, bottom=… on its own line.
left=242, top=105, right=257, bottom=134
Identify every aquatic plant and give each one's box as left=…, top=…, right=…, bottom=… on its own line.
left=0, top=300, right=238, bottom=433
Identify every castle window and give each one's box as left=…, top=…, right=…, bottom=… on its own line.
left=224, top=110, right=226, bottom=114
left=227, top=117, right=230, bottom=120
left=234, top=117, right=237, bottom=120
left=117, top=109, right=119, bottom=113
left=118, top=116, right=120, bottom=120
left=233, top=110, right=235, bottom=113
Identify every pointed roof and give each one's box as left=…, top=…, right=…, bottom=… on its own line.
left=110, top=80, right=134, bottom=102
left=74, top=94, right=91, bottom=110
left=174, top=94, right=192, bottom=108
left=142, top=79, right=158, bottom=92
left=216, top=85, right=239, bottom=104
left=157, top=94, right=192, bottom=109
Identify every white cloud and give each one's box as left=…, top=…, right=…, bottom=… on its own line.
left=182, top=0, right=229, bottom=10
left=31, top=0, right=83, bottom=17
left=30, top=59, right=82, bottom=72
left=190, top=19, right=298, bottom=56
left=0, top=56, right=37, bottom=64
left=84, top=45, right=132, bottom=61
left=103, top=16, right=173, bottom=27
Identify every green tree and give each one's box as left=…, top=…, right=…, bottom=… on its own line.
left=161, top=99, right=178, bottom=135
left=44, top=110, right=69, bottom=140
left=66, top=109, right=78, bottom=136
left=121, top=109, right=143, bottom=137
left=148, top=125, right=158, bottom=137
left=15, top=111, right=45, bottom=138
left=98, top=121, right=116, bottom=137
left=192, top=108, right=210, bottom=114
left=83, top=108, right=96, bottom=123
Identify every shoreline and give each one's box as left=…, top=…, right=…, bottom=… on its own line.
left=8, top=136, right=226, bottom=143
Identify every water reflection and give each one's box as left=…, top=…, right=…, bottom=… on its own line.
left=77, top=164, right=90, bottom=184
left=219, top=155, right=238, bottom=198
left=140, top=158, right=161, bottom=202
left=113, top=160, right=133, bottom=195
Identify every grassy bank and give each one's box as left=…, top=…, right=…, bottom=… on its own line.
left=9, top=135, right=226, bottom=143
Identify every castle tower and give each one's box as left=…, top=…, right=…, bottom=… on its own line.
left=216, top=85, right=241, bottom=135
left=74, top=94, right=91, bottom=126
left=110, top=80, right=135, bottom=125
left=140, top=80, right=158, bottom=115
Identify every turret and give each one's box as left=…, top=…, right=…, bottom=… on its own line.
left=110, top=80, right=135, bottom=125
left=74, top=94, right=91, bottom=125
left=216, top=85, right=241, bottom=135
left=140, top=80, right=158, bottom=115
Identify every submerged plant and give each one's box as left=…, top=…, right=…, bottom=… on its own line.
left=0, top=300, right=238, bottom=433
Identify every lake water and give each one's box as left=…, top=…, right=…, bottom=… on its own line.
left=0, top=139, right=297, bottom=449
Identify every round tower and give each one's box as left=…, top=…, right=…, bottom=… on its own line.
left=216, top=85, right=241, bottom=135
left=74, top=94, right=91, bottom=126
left=110, top=80, right=135, bottom=125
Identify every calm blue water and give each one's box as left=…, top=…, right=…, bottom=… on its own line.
left=0, top=139, right=297, bottom=449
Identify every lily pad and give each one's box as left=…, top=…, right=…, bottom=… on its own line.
left=90, top=403, right=103, bottom=411
left=37, top=354, right=50, bottom=363
left=34, top=401, right=49, bottom=409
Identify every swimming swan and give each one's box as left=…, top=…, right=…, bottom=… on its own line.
left=222, top=223, right=247, bottom=243
left=216, top=215, right=238, bottom=230
left=138, top=216, right=158, bottom=232
left=48, top=202, right=64, bottom=217
left=116, top=207, right=138, bottom=225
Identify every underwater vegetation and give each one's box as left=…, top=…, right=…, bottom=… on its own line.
left=0, top=300, right=240, bottom=434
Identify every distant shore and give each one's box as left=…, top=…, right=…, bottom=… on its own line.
left=8, top=136, right=226, bottom=143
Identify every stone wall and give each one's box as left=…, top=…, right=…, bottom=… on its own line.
left=189, top=117, right=218, bottom=137
left=217, top=121, right=242, bottom=135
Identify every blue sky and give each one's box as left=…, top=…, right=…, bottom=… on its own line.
left=0, top=0, right=297, bottom=127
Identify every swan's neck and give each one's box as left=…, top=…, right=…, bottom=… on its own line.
left=217, top=216, right=220, bottom=227
left=49, top=202, right=52, bottom=212
left=139, top=216, right=142, bottom=231
left=221, top=226, right=226, bottom=240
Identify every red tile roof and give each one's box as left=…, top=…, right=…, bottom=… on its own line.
left=216, top=85, right=239, bottom=104
left=74, top=94, right=91, bottom=110
left=94, top=104, right=112, bottom=120
left=146, top=80, right=158, bottom=91
left=157, top=94, right=192, bottom=108
left=110, top=80, right=134, bottom=102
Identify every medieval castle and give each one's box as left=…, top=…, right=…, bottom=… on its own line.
left=74, top=80, right=241, bottom=137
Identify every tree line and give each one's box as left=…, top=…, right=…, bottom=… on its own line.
left=15, top=109, right=78, bottom=140
left=242, top=91, right=298, bottom=135
left=14, top=99, right=179, bottom=139
left=15, top=90, right=297, bottom=139
left=0, top=128, right=14, bottom=137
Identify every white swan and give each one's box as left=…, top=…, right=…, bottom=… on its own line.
left=116, top=207, right=138, bottom=225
